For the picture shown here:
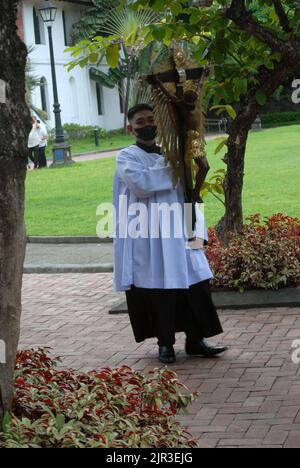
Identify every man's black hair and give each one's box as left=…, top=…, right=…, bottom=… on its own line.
left=127, top=103, right=154, bottom=121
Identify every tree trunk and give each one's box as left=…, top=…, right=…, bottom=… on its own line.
left=216, top=127, right=248, bottom=245
left=123, top=53, right=135, bottom=134
left=0, top=0, right=30, bottom=423
left=216, top=3, right=300, bottom=244
left=216, top=95, right=259, bottom=244
left=217, top=52, right=300, bottom=244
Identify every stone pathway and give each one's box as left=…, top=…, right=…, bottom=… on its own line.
left=20, top=273, right=300, bottom=448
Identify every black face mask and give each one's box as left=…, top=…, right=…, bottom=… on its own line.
left=135, top=125, right=157, bottom=141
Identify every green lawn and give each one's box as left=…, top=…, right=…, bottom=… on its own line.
left=25, top=125, right=300, bottom=236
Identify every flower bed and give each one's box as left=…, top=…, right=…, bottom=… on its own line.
left=206, top=214, right=300, bottom=292
left=0, top=349, right=198, bottom=449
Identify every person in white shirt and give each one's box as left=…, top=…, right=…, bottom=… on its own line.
left=27, top=117, right=40, bottom=169
left=37, top=120, right=48, bottom=168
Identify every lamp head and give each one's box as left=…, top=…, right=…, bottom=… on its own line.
left=39, top=1, right=57, bottom=28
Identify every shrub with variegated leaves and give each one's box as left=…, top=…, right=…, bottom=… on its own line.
left=0, top=349, right=198, bottom=449
left=206, top=213, right=300, bottom=292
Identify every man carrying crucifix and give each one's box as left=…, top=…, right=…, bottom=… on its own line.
left=112, top=47, right=227, bottom=364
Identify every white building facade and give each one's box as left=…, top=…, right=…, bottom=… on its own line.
left=20, top=0, right=124, bottom=131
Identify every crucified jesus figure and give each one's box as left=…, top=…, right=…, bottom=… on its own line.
left=153, top=77, right=210, bottom=204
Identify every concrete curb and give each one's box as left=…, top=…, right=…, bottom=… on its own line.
left=72, top=148, right=123, bottom=158
left=27, top=237, right=113, bottom=244
left=23, top=261, right=300, bottom=309
left=109, top=286, right=300, bottom=314
left=24, top=263, right=114, bottom=274
left=46, top=148, right=121, bottom=161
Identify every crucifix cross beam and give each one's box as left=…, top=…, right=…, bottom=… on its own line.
left=145, top=67, right=204, bottom=86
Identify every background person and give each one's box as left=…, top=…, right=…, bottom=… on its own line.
left=37, top=120, right=48, bottom=168
left=27, top=117, right=40, bottom=169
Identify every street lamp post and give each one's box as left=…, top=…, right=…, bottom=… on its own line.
left=39, top=1, right=73, bottom=166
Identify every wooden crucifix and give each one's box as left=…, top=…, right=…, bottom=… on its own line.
left=144, top=54, right=209, bottom=241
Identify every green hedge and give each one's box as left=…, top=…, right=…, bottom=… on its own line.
left=261, top=111, right=300, bottom=128
left=49, top=124, right=125, bottom=141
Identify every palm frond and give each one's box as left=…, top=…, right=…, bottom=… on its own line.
left=30, top=104, right=48, bottom=123
left=72, top=0, right=118, bottom=42
left=25, top=45, right=48, bottom=122
left=128, top=78, right=152, bottom=108
left=102, top=7, right=156, bottom=44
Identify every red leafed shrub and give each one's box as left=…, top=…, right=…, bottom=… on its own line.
left=0, top=349, right=198, bottom=449
left=206, top=214, right=300, bottom=292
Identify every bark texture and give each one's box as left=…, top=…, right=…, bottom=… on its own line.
left=216, top=0, right=300, bottom=244
left=0, top=0, right=30, bottom=422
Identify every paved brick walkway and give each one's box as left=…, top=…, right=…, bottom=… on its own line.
left=20, top=273, right=300, bottom=448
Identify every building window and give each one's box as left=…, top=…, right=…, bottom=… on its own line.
left=40, top=77, right=49, bottom=115
left=33, top=7, right=45, bottom=45
left=96, top=83, right=103, bottom=116
left=33, top=7, right=41, bottom=44
left=62, top=11, right=69, bottom=46
left=62, top=10, right=74, bottom=46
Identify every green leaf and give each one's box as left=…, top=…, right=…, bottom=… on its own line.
left=239, top=78, right=248, bottom=96
left=255, top=90, right=267, bottom=106
left=106, top=44, right=120, bottom=68
left=151, top=26, right=166, bottom=42
left=270, top=10, right=279, bottom=22
left=214, top=138, right=228, bottom=155
left=215, top=169, right=226, bottom=174
left=210, top=104, right=236, bottom=119
left=90, top=68, right=117, bottom=88
left=170, top=3, right=183, bottom=16
left=2, top=412, right=11, bottom=433
left=109, top=67, right=126, bottom=81
left=210, top=105, right=225, bottom=112
left=151, top=0, right=166, bottom=12
left=225, top=105, right=237, bottom=119
left=56, top=414, right=65, bottom=432
left=79, top=57, right=89, bottom=68
left=89, top=53, right=99, bottom=64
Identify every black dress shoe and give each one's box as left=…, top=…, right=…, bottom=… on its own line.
left=185, top=339, right=227, bottom=357
left=158, top=345, right=176, bottom=364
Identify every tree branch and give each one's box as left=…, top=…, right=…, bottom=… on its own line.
left=226, top=0, right=297, bottom=57
left=273, top=0, right=292, bottom=33
left=209, top=191, right=226, bottom=207
left=230, top=54, right=300, bottom=140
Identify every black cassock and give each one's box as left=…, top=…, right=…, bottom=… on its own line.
left=125, top=279, right=223, bottom=346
